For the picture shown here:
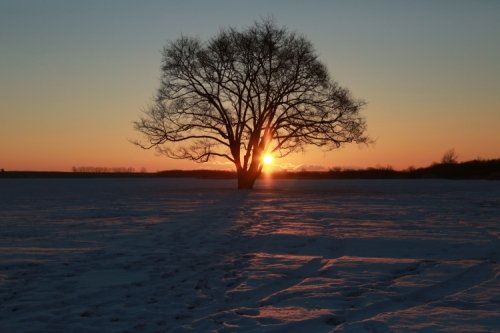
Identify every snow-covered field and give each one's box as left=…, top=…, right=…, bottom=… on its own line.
left=0, top=178, right=499, bottom=332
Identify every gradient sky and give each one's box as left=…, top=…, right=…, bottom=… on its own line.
left=1, top=0, right=499, bottom=171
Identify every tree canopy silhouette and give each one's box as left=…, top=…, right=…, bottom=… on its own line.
left=134, top=20, right=368, bottom=189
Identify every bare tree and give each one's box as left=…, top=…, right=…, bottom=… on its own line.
left=134, top=20, right=368, bottom=189
left=441, top=149, right=459, bottom=164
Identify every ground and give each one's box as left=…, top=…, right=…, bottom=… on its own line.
left=0, top=178, right=499, bottom=332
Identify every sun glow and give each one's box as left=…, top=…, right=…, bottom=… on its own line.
left=263, top=153, right=273, bottom=166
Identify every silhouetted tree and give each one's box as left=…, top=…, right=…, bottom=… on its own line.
left=441, top=149, right=459, bottom=164
left=134, top=20, right=368, bottom=189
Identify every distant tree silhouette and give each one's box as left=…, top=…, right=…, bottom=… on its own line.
left=441, top=149, right=459, bottom=164
left=134, top=19, right=368, bottom=189
left=72, top=166, right=136, bottom=173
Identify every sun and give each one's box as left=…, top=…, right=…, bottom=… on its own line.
left=263, top=153, right=273, bottom=166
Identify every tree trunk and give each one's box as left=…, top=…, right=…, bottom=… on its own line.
left=237, top=169, right=260, bottom=189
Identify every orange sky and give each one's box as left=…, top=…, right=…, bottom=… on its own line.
left=1, top=1, right=499, bottom=172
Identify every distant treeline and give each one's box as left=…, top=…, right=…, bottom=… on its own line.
left=1, top=159, right=499, bottom=180
left=278, top=158, right=500, bottom=180
left=71, top=166, right=146, bottom=173
left=0, top=169, right=235, bottom=179
left=406, top=159, right=500, bottom=180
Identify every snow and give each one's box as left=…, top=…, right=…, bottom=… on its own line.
left=0, top=178, right=499, bottom=332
